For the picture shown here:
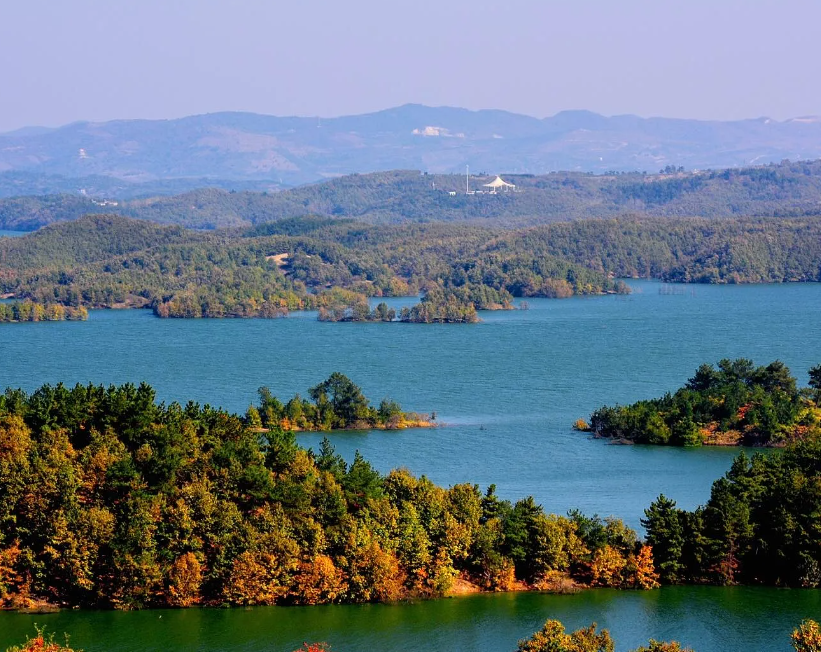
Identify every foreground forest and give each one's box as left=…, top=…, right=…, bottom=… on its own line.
left=2, top=212, right=821, bottom=321
left=4, top=159, right=821, bottom=230
left=3, top=375, right=821, bottom=613
left=0, top=381, right=655, bottom=610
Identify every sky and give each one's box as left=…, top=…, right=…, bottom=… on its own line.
left=1, top=0, right=820, bottom=132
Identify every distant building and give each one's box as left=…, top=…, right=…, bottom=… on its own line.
left=482, top=176, right=516, bottom=193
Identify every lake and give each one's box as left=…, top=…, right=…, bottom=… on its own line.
left=1, top=280, right=820, bottom=651
left=0, top=229, right=28, bottom=238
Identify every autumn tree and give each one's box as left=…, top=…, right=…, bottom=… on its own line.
left=167, top=552, right=202, bottom=607
left=517, top=620, right=614, bottom=652
left=630, top=642, right=693, bottom=652
left=292, top=555, right=347, bottom=605
left=792, top=620, right=821, bottom=652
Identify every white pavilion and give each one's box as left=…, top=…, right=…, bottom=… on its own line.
left=482, top=175, right=516, bottom=193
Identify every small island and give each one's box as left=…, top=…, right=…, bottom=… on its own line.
left=584, top=358, right=821, bottom=447
left=249, top=372, right=436, bottom=431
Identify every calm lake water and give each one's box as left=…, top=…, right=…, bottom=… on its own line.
left=1, top=280, right=821, bottom=651
left=0, top=229, right=28, bottom=237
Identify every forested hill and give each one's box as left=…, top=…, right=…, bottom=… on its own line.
left=0, top=215, right=192, bottom=269
left=4, top=160, right=821, bottom=231
left=1, top=214, right=820, bottom=322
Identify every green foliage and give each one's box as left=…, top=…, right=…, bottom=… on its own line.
left=254, top=373, right=422, bottom=431
left=0, top=301, right=87, bottom=322
left=399, top=286, right=480, bottom=323
left=6, top=204, right=820, bottom=328
left=0, top=382, right=647, bottom=609
left=0, top=215, right=622, bottom=323
left=643, top=428, right=821, bottom=587
left=489, top=216, right=821, bottom=284
left=642, top=496, right=686, bottom=583
left=8, top=159, right=821, bottom=230
left=316, top=289, right=396, bottom=323
left=516, top=620, right=614, bottom=652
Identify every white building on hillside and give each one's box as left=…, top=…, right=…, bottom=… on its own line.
left=482, top=176, right=516, bottom=193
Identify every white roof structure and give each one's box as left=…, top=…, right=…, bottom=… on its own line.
left=483, top=175, right=516, bottom=190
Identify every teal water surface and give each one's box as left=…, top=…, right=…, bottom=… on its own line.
left=0, top=229, right=28, bottom=237
left=1, top=587, right=819, bottom=652
left=1, top=280, right=820, bottom=651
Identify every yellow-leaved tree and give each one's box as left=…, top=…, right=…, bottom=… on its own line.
left=792, top=619, right=821, bottom=652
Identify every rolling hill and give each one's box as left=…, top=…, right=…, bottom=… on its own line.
left=3, top=160, right=821, bottom=231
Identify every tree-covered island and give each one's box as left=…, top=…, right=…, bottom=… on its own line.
left=585, top=359, right=821, bottom=447
left=250, top=373, right=434, bottom=431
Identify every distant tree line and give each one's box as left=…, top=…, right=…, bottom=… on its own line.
left=0, top=301, right=87, bottom=323
left=5, top=159, right=821, bottom=230
left=2, top=213, right=821, bottom=324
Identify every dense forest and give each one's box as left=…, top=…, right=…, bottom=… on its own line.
left=0, top=215, right=625, bottom=323
left=644, top=426, right=821, bottom=587
left=4, top=160, right=821, bottom=231
left=0, top=381, right=656, bottom=611
left=3, top=212, right=821, bottom=318
left=2, top=210, right=821, bottom=323
left=588, top=359, right=821, bottom=446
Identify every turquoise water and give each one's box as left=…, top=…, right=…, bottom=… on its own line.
left=0, top=229, right=28, bottom=237
left=1, top=280, right=821, bottom=650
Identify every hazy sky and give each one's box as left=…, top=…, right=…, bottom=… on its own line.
left=1, top=0, right=819, bottom=131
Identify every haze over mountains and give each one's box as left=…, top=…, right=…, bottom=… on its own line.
left=2, top=104, right=821, bottom=197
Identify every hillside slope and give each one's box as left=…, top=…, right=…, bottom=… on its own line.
left=4, top=160, right=821, bottom=230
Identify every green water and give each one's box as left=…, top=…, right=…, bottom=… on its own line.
left=1, top=280, right=821, bottom=650
left=1, top=587, right=819, bottom=652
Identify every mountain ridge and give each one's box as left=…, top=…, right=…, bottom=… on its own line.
left=3, top=104, right=821, bottom=191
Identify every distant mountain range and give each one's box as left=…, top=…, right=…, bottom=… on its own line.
left=2, top=104, right=821, bottom=195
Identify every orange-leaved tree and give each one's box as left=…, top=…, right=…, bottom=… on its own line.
left=792, top=619, right=821, bottom=652
left=6, top=629, right=77, bottom=652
